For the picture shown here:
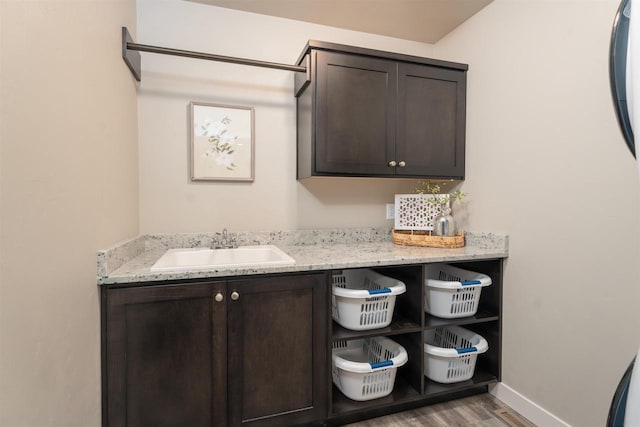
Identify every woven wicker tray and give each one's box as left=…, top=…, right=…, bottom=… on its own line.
left=391, top=229, right=465, bottom=248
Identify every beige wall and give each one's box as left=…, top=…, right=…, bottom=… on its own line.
left=2, top=1, right=636, bottom=426
left=436, top=1, right=640, bottom=425
left=0, top=1, right=139, bottom=426
left=137, top=0, right=434, bottom=233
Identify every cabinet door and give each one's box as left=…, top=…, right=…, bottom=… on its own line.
left=227, top=274, right=327, bottom=426
left=397, top=63, right=466, bottom=178
left=315, top=51, right=397, bottom=176
left=104, top=282, right=227, bottom=427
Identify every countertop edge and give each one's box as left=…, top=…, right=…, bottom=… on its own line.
left=97, top=251, right=508, bottom=285
left=97, top=229, right=508, bottom=286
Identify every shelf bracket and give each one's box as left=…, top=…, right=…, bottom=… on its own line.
left=122, top=27, right=141, bottom=81
left=121, top=26, right=309, bottom=86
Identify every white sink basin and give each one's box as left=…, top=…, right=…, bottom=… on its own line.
left=150, top=245, right=296, bottom=272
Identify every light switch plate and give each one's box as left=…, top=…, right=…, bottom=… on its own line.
left=386, top=204, right=395, bottom=219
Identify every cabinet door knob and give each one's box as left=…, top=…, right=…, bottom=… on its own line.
left=230, top=291, right=240, bottom=301
left=214, top=293, right=224, bottom=302
left=388, top=160, right=397, bottom=167
left=398, top=161, right=406, bottom=167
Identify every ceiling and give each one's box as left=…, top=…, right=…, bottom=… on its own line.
left=187, top=0, right=493, bottom=44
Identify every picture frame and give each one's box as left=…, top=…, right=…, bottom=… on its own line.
left=190, top=101, right=255, bottom=181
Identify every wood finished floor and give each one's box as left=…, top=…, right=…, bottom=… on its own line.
left=343, top=393, right=535, bottom=427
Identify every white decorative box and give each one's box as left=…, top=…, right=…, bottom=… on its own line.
left=394, top=194, right=447, bottom=231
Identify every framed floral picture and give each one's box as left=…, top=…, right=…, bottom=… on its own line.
left=190, top=101, right=255, bottom=181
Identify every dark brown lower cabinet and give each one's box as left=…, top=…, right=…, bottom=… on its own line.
left=102, top=260, right=502, bottom=426
left=102, top=273, right=327, bottom=427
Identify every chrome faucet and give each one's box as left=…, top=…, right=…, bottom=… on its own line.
left=212, top=228, right=237, bottom=249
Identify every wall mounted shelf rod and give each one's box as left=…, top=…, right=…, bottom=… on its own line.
left=121, top=27, right=308, bottom=82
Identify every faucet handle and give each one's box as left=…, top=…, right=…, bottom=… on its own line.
left=213, top=228, right=236, bottom=248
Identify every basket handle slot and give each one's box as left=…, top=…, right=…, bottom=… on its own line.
left=461, top=280, right=482, bottom=286
left=369, top=360, right=393, bottom=369
left=367, top=288, right=392, bottom=295
left=456, top=346, right=478, bottom=354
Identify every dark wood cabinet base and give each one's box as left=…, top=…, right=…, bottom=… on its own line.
left=101, top=259, right=502, bottom=426
left=102, top=273, right=327, bottom=427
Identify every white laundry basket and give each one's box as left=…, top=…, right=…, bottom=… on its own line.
left=423, top=326, right=488, bottom=383
left=332, top=336, right=408, bottom=401
left=424, top=264, right=492, bottom=319
left=332, top=269, right=406, bottom=331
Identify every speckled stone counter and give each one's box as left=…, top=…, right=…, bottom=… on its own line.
left=97, top=227, right=508, bottom=285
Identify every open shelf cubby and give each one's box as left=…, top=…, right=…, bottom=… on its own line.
left=327, top=259, right=503, bottom=423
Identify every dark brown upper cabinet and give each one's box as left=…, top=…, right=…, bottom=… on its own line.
left=296, top=41, right=467, bottom=180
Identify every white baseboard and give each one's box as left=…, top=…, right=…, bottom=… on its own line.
left=489, top=383, right=571, bottom=427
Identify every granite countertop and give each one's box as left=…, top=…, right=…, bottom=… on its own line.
left=97, top=228, right=508, bottom=285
